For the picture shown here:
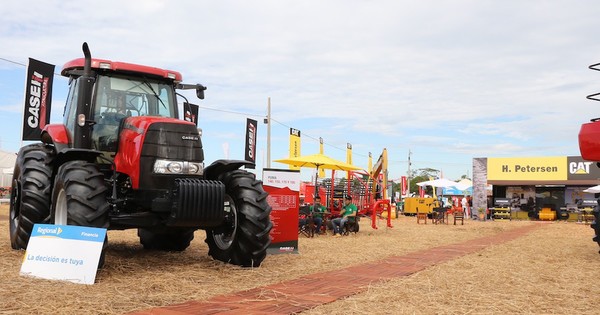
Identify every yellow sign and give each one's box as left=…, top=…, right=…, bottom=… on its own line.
left=488, top=157, right=567, bottom=181
left=288, top=128, right=301, bottom=171
left=346, top=143, right=352, bottom=165
left=319, top=137, right=325, bottom=178
left=346, top=143, right=352, bottom=179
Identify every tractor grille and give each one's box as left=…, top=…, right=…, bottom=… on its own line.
left=168, top=178, right=225, bottom=227
left=142, top=122, right=204, bottom=160
left=139, top=122, right=204, bottom=191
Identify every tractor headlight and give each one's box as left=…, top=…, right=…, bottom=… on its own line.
left=153, top=159, right=204, bottom=175
left=188, top=162, right=200, bottom=174
left=167, top=162, right=182, bottom=173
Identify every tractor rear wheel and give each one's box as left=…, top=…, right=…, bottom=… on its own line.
left=138, top=228, right=195, bottom=251
left=51, top=161, right=110, bottom=267
left=9, top=144, right=55, bottom=249
left=205, top=170, right=272, bottom=267
left=592, top=206, right=600, bottom=253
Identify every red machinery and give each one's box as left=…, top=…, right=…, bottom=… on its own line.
left=350, top=149, right=393, bottom=229
left=9, top=43, right=272, bottom=268
left=578, top=61, right=600, bottom=252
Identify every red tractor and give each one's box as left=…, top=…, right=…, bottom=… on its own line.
left=579, top=120, right=600, bottom=252
left=9, top=43, right=272, bottom=267
left=579, top=62, right=600, bottom=253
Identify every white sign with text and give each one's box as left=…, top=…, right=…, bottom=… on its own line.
left=20, top=224, right=106, bottom=285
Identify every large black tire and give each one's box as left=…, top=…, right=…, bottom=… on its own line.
left=9, top=144, right=55, bottom=249
left=205, top=170, right=272, bottom=267
left=592, top=205, right=600, bottom=253
left=51, top=161, right=110, bottom=267
left=138, top=228, right=195, bottom=251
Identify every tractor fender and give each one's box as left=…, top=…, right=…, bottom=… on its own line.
left=53, top=148, right=103, bottom=169
left=41, top=124, right=70, bottom=152
left=204, top=159, right=254, bottom=180
left=41, top=124, right=102, bottom=167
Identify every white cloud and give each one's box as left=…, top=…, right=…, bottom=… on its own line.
left=1, top=0, right=600, bottom=180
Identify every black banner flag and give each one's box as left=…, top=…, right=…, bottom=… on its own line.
left=22, top=58, right=54, bottom=140
left=183, top=102, right=199, bottom=126
left=245, top=118, right=258, bottom=168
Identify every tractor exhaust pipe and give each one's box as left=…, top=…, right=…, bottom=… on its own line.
left=82, top=42, right=92, bottom=77
left=73, top=42, right=95, bottom=149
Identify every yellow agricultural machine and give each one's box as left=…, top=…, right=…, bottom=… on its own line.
left=577, top=199, right=596, bottom=224
left=491, top=198, right=511, bottom=221
left=402, top=197, right=436, bottom=216
left=538, top=206, right=556, bottom=221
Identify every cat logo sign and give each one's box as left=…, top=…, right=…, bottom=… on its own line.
left=566, top=156, right=600, bottom=180
left=569, top=161, right=593, bottom=175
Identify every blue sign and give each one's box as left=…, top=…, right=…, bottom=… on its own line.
left=31, top=224, right=106, bottom=242
left=442, top=186, right=473, bottom=195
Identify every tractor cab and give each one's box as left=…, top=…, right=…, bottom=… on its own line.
left=61, top=58, right=181, bottom=153
left=92, top=75, right=177, bottom=151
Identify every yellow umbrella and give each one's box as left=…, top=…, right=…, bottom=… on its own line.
left=274, top=153, right=362, bottom=172
left=274, top=153, right=362, bottom=198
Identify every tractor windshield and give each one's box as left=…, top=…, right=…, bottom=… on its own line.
left=91, top=75, right=177, bottom=151
left=94, top=75, right=177, bottom=118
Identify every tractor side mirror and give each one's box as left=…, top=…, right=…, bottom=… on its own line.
left=176, top=83, right=207, bottom=100
left=196, top=85, right=206, bottom=100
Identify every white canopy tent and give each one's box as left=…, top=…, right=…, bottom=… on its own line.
left=0, top=150, right=16, bottom=187
left=454, top=178, right=473, bottom=191
left=416, top=178, right=459, bottom=188
left=583, top=185, right=600, bottom=194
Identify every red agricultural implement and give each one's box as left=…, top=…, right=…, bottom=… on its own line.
left=578, top=62, right=600, bottom=253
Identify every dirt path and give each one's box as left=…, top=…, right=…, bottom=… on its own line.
left=2, top=204, right=598, bottom=314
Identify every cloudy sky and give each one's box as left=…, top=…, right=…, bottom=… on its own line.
left=1, top=1, right=600, bottom=181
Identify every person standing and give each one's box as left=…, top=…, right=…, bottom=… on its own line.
left=332, top=195, right=357, bottom=237
left=461, top=196, right=469, bottom=218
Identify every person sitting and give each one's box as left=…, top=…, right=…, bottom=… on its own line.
left=331, top=195, right=357, bottom=237
left=310, top=196, right=327, bottom=234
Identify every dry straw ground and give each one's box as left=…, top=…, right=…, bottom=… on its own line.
left=1, top=204, right=600, bottom=314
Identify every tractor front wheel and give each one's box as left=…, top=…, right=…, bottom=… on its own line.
left=205, top=170, right=272, bottom=267
left=51, top=161, right=110, bottom=267
left=9, top=144, right=55, bottom=249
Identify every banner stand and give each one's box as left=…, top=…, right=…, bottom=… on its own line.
left=263, top=168, right=301, bottom=254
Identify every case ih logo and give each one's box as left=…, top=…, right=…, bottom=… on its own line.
left=247, top=123, right=256, bottom=160
left=181, top=135, right=199, bottom=141
left=244, top=118, right=257, bottom=167
left=27, top=71, right=49, bottom=129
left=22, top=58, right=54, bottom=141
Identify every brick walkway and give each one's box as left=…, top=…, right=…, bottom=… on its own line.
left=129, top=224, right=541, bottom=315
